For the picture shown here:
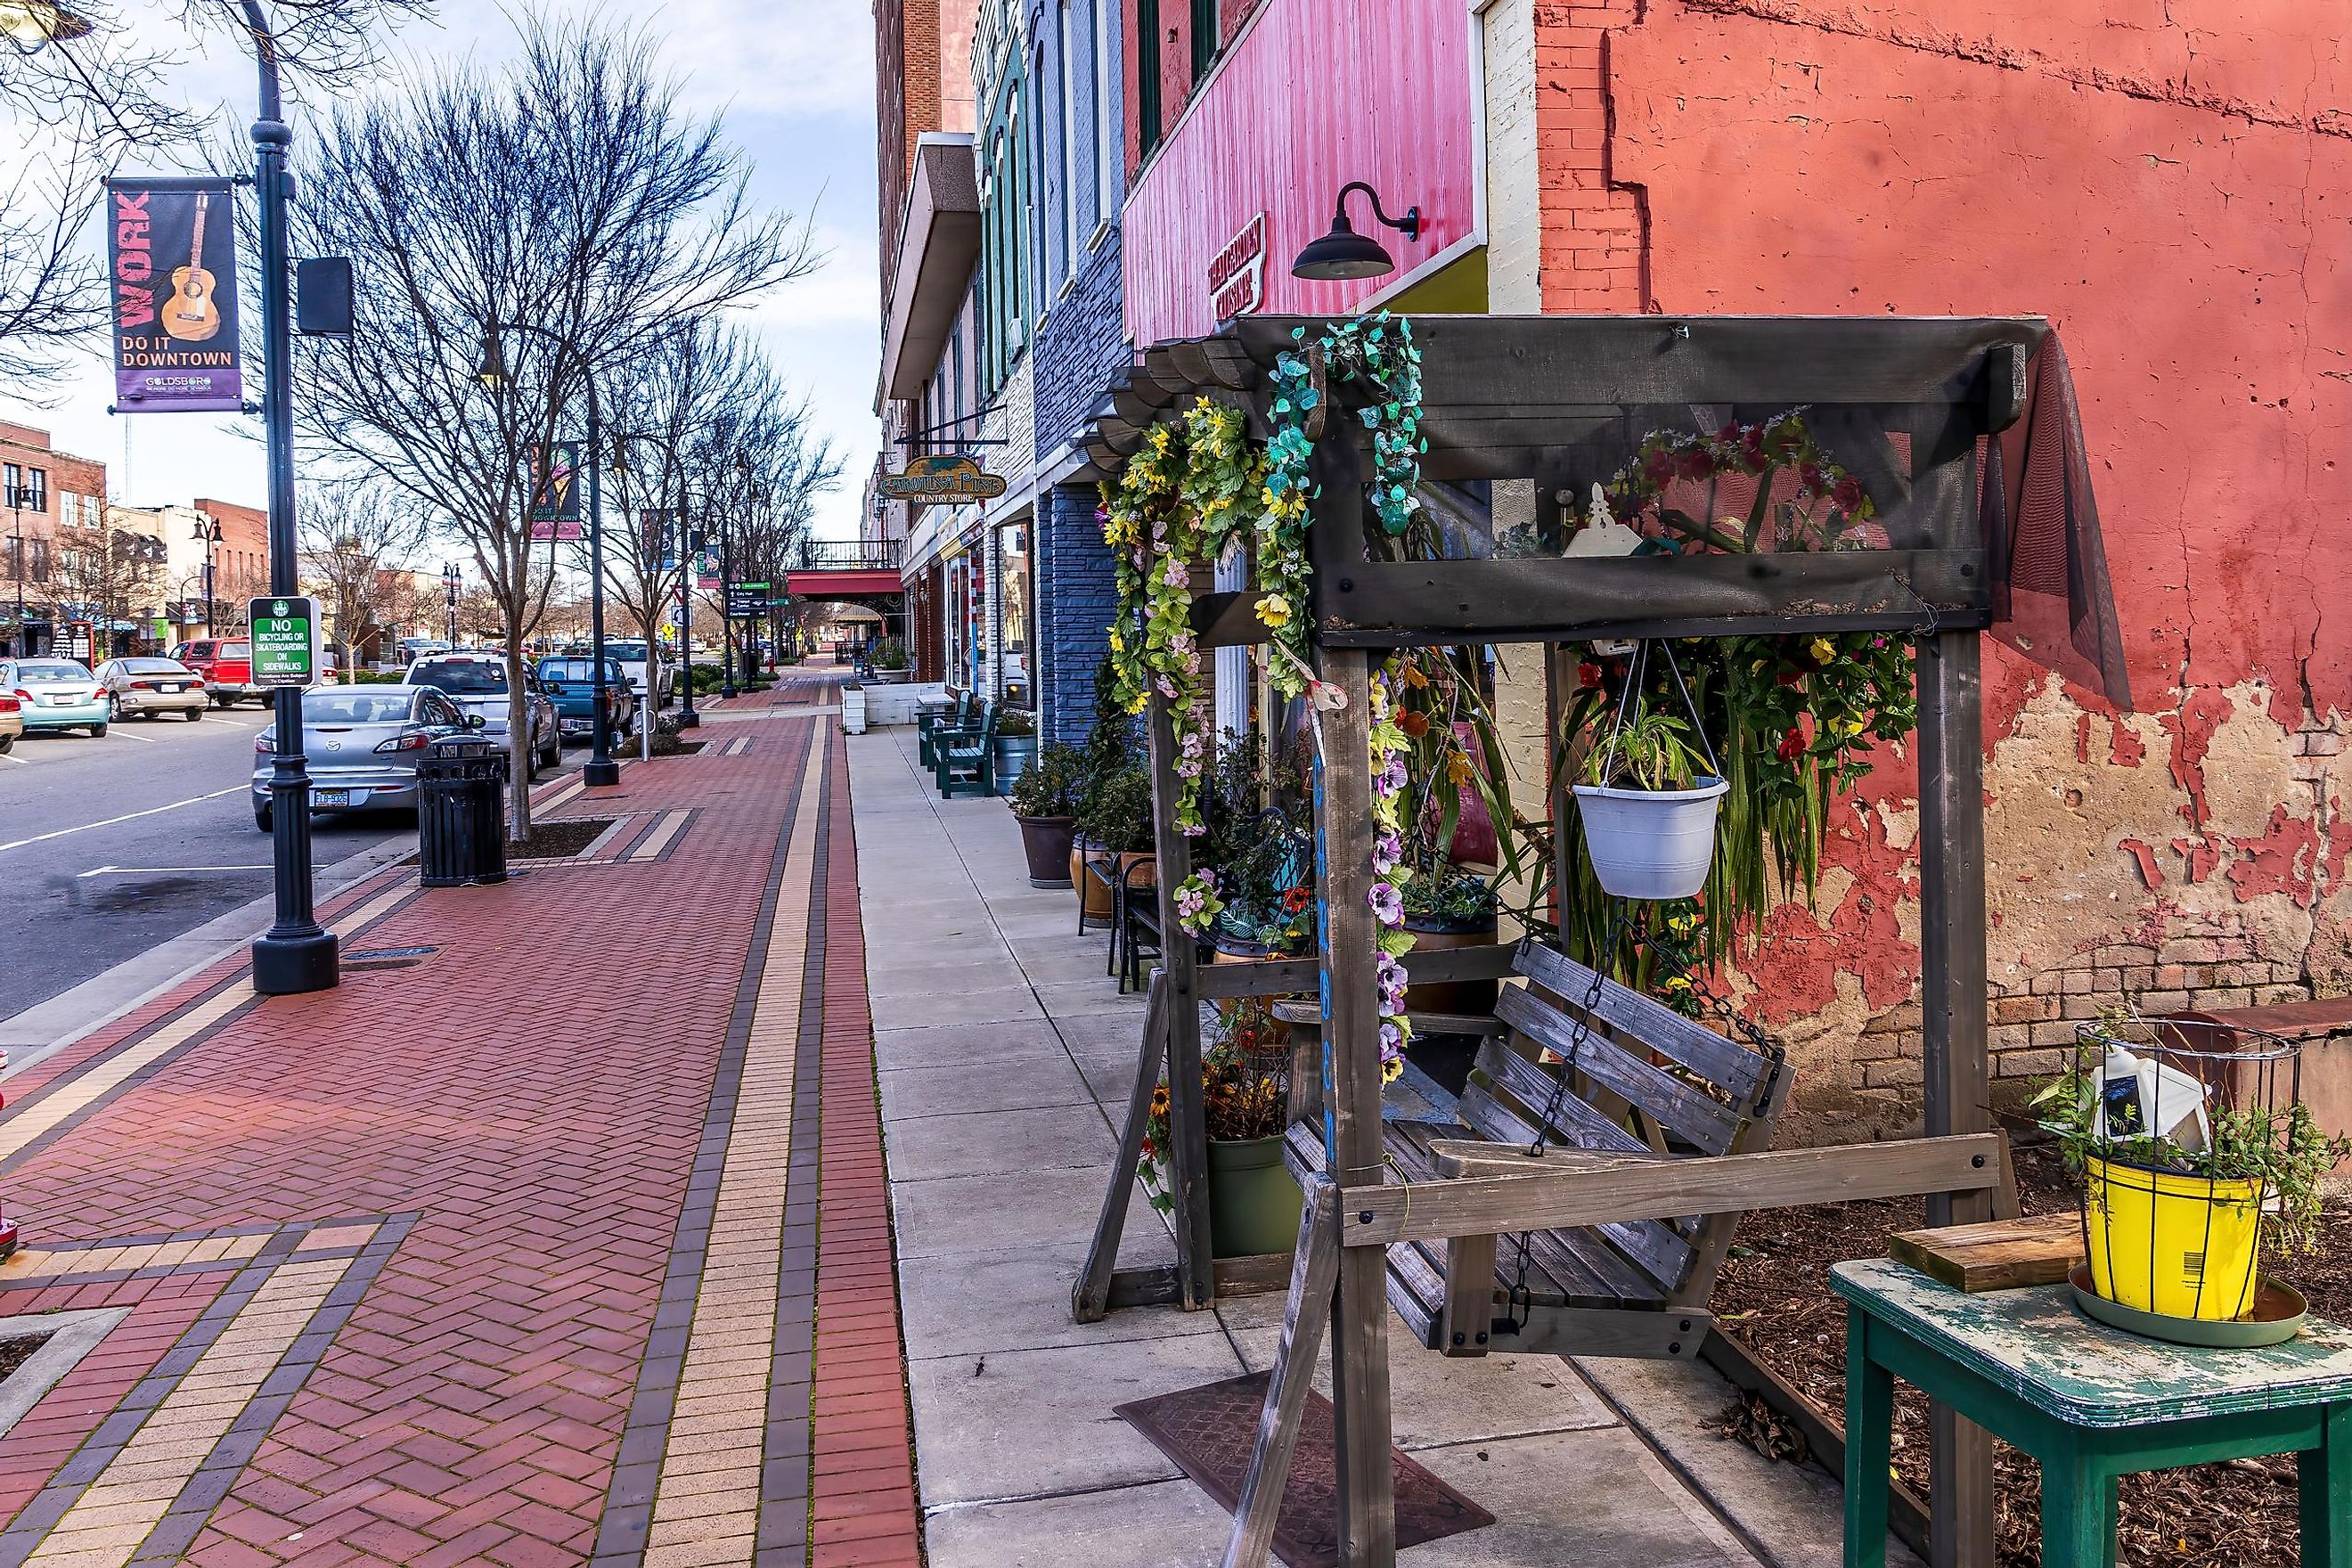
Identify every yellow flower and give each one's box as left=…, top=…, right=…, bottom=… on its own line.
left=1402, top=663, right=1429, bottom=690
left=1381, top=1056, right=1405, bottom=1084
left=1810, top=637, right=1837, bottom=664
left=1126, top=694, right=1149, bottom=715
left=1108, top=629, right=1124, bottom=653
left=1256, top=593, right=1292, bottom=629
left=1833, top=715, right=1866, bottom=737
left=1446, top=754, right=1474, bottom=787
left=1662, top=974, right=1693, bottom=993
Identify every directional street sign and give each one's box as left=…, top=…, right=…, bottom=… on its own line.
left=249, top=595, right=323, bottom=688
left=727, top=582, right=772, bottom=620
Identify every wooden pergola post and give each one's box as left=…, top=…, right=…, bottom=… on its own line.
left=1145, top=693, right=1215, bottom=1309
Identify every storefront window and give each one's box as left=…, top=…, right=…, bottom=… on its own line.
left=997, top=521, right=1031, bottom=708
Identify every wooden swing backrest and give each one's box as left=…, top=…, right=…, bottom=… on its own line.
left=1469, top=943, right=1787, bottom=1300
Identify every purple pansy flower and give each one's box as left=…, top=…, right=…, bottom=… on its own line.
left=1368, top=881, right=1403, bottom=924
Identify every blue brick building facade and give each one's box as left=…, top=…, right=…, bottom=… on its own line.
left=1031, top=220, right=1130, bottom=749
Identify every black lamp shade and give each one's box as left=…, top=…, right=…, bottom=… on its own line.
left=1292, top=216, right=1396, bottom=282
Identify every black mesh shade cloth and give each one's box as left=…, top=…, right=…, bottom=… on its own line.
left=1985, top=332, right=2133, bottom=709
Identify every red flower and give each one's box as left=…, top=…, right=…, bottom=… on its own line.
left=1776, top=727, right=1807, bottom=761
left=1398, top=710, right=1431, bottom=738
left=1283, top=886, right=1313, bottom=915
left=1678, top=449, right=1715, bottom=482
left=1578, top=662, right=1605, bottom=690
left=1798, top=461, right=1825, bottom=495
left=1833, top=474, right=1864, bottom=511
left=1776, top=668, right=1804, bottom=689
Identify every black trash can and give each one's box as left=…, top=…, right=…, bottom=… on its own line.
left=418, top=734, right=510, bottom=887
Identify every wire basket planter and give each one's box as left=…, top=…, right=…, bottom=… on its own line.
left=2034, top=1016, right=2350, bottom=1343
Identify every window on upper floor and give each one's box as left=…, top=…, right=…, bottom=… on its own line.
left=3, top=463, right=45, bottom=513
left=980, top=75, right=1033, bottom=395
left=1093, top=0, right=1117, bottom=227
left=1190, top=0, right=1217, bottom=81
left=1137, top=0, right=1161, bottom=159
left=1050, top=23, right=1074, bottom=290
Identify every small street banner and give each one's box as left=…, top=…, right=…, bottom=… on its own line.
left=727, top=582, right=771, bottom=619
left=876, top=453, right=1006, bottom=505
left=249, top=596, right=322, bottom=688
left=527, top=443, right=583, bottom=540
left=695, top=549, right=722, bottom=590
left=639, top=508, right=675, bottom=568
left=105, top=177, right=243, bottom=412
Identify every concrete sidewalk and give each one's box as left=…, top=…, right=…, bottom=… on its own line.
left=851, top=723, right=1876, bottom=1568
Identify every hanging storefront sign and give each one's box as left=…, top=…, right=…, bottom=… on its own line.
left=875, top=453, right=1007, bottom=505
left=105, top=177, right=244, bottom=412
left=527, top=444, right=583, bottom=540
left=1208, top=213, right=1267, bottom=321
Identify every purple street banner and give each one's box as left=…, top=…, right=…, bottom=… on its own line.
left=639, top=507, right=675, bottom=565
left=527, top=443, right=583, bottom=541
left=105, top=177, right=243, bottom=412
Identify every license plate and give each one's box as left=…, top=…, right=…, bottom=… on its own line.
left=159, top=683, right=184, bottom=692
left=45, top=695, right=74, bottom=706
left=314, top=789, right=353, bottom=807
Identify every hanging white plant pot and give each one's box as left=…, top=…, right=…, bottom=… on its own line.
left=1572, top=776, right=1728, bottom=901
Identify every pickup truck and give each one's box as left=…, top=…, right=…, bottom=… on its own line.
left=534, top=656, right=638, bottom=748
left=170, top=638, right=265, bottom=707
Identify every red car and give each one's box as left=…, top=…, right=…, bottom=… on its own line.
left=172, top=638, right=266, bottom=707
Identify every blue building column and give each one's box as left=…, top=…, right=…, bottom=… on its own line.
left=1035, top=481, right=1115, bottom=750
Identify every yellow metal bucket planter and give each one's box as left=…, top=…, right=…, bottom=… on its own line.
left=2083, top=1156, right=2263, bottom=1321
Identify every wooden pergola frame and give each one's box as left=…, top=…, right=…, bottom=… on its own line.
left=1069, top=314, right=2041, bottom=1568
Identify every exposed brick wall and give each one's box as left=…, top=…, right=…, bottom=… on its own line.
left=1033, top=483, right=1115, bottom=750
left=192, top=497, right=268, bottom=606
left=1531, top=0, right=1644, bottom=311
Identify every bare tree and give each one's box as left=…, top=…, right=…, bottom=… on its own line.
left=296, top=479, right=427, bottom=668
left=290, top=12, right=816, bottom=837
left=52, top=523, right=167, bottom=656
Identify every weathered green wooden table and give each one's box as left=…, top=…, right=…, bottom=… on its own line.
left=1833, top=1258, right=2352, bottom=1568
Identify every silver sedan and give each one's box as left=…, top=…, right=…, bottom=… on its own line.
left=95, top=657, right=208, bottom=722
left=250, top=684, right=478, bottom=831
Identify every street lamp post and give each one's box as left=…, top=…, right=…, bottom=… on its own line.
left=678, top=507, right=700, bottom=729
left=193, top=516, right=221, bottom=638
left=7, top=487, right=28, bottom=659
left=476, top=323, right=619, bottom=788
left=242, top=0, right=337, bottom=997
left=441, top=560, right=460, bottom=647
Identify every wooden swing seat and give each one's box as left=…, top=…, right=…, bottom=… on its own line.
left=1283, top=941, right=1993, bottom=1363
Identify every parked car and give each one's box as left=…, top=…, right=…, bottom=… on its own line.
left=0, top=658, right=109, bottom=737
left=173, top=638, right=266, bottom=706
left=404, top=652, right=561, bottom=778
left=534, top=655, right=638, bottom=748
left=0, top=691, right=21, bottom=753
left=251, top=684, right=477, bottom=830
left=95, top=657, right=208, bottom=722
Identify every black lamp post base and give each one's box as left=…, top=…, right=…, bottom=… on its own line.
left=677, top=711, right=700, bottom=729
left=251, top=929, right=339, bottom=996
left=583, top=758, right=622, bottom=787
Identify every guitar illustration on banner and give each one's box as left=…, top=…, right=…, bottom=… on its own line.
left=160, top=191, right=221, bottom=343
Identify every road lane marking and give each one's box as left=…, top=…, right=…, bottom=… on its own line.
left=75, top=864, right=274, bottom=878
left=0, top=788, right=247, bottom=856
left=104, top=727, right=158, bottom=744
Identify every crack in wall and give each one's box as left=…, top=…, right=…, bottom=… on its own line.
left=1680, top=0, right=2352, bottom=138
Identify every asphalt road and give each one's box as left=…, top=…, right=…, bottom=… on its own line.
left=0, top=698, right=590, bottom=1022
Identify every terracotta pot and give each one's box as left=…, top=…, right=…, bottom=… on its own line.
left=1071, top=844, right=1150, bottom=925
left=1017, top=815, right=1074, bottom=887
left=1402, top=913, right=1502, bottom=1017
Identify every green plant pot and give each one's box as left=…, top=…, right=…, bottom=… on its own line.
left=1206, top=1135, right=1303, bottom=1260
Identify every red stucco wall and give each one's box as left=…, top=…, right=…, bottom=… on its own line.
left=1561, top=0, right=2349, bottom=1122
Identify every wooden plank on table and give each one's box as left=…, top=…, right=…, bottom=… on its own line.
left=1889, top=1213, right=2084, bottom=1293
left=1338, top=1133, right=2003, bottom=1246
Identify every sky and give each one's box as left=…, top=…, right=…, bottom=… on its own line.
left=1, top=0, right=879, bottom=545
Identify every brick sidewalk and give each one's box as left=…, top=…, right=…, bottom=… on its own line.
left=0, top=676, right=919, bottom=1568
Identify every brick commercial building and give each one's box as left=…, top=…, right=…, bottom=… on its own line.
left=0, top=422, right=109, bottom=658
left=871, top=0, right=2347, bottom=1126
left=191, top=497, right=269, bottom=627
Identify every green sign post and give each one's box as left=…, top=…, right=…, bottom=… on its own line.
left=249, top=595, right=321, bottom=688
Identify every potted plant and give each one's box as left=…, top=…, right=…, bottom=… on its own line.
left=1571, top=704, right=1727, bottom=902
left=1007, top=742, right=1084, bottom=886
left=992, top=707, right=1038, bottom=794
left=868, top=635, right=911, bottom=684
left=1140, top=1000, right=1301, bottom=1259
left=2032, top=1017, right=2348, bottom=1335
left=1401, top=867, right=1500, bottom=1015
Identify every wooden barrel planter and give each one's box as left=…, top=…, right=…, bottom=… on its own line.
left=1072, top=844, right=1150, bottom=925
left=1401, top=912, right=1501, bottom=1016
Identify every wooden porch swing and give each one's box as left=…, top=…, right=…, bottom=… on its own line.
left=1069, top=314, right=2044, bottom=1568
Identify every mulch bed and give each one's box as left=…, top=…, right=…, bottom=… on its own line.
left=508, top=816, right=617, bottom=860
left=0, top=1332, right=48, bottom=1387
left=1711, top=1137, right=2352, bottom=1566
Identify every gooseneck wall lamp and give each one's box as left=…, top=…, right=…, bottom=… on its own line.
left=1291, top=181, right=1423, bottom=282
